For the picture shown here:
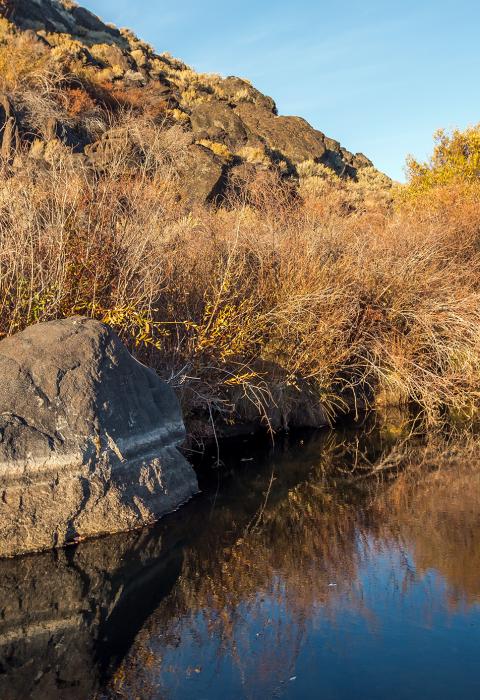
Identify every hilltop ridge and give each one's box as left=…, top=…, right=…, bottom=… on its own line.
left=0, top=0, right=387, bottom=202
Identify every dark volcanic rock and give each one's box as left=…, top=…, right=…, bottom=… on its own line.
left=11, top=0, right=128, bottom=47
left=190, top=100, right=248, bottom=151
left=216, top=76, right=277, bottom=113
left=180, top=144, right=226, bottom=204
left=0, top=317, right=198, bottom=558
left=89, top=41, right=135, bottom=71
left=235, top=103, right=327, bottom=166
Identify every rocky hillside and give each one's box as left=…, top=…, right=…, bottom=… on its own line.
left=0, top=0, right=386, bottom=202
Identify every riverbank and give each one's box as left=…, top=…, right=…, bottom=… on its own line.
left=2, top=4, right=480, bottom=439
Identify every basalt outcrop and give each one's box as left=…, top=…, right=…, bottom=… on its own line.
left=0, top=317, right=198, bottom=558
left=0, top=0, right=386, bottom=202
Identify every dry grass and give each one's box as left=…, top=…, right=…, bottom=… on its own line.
left=196, top=138, right=233, bottom=161
left=0, top=31, right=52, bottom=90
left=1, top=39, right=479, bottom=437
left=1, top=123, right=480, bottom=438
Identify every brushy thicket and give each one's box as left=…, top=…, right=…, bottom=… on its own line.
left=1, top=29, right=480, bottom=438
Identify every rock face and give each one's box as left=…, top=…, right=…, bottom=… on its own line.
left=236, top=104, right=328, bottom=165
left=0, top=317, right=199, bottom=558
left=10, top=0, right=129, bottom=47
left=190, top=101, right=249, bottom=151
left=180, top=144, right=226, bottom=204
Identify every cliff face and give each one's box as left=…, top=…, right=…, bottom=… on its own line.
left=0, top=0, right=385, bottom=201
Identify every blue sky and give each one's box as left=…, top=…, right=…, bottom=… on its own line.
left=86, top=0, right=480, bottom=180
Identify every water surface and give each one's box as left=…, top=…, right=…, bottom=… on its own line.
left=1, top=427, right=479, bottom=699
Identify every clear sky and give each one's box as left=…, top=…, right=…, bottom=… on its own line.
left=85, top=0, right=480, bottom=181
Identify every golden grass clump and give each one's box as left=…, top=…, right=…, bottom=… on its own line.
left=0, top=31, right=53, bottom=90
left=236, top=144, right=271, bottom=166
left=196, top=138, right=233, bottom=161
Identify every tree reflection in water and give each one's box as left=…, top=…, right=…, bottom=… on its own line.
left=1, top=424, right=480, bottom=700
left=102, top=431, right=480, bottom=700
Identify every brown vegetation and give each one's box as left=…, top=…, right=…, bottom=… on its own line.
left=373, top=437, right=480, bottom=607
left=1, top=112, right=480, bottom=438
left=0, top=20, right=479, bottom=438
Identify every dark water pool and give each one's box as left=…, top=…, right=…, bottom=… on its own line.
left=1, top=426, right=479, bottom=699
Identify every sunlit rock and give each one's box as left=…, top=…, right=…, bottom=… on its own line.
left=0, top=317, right=198, bottom=558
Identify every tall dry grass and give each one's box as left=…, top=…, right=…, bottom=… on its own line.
left=1, top=105, right=480, bottom=436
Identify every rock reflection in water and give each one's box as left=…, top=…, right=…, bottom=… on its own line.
left=0, top=525, right=186, bottom=700
left=1, top=428, right=480, bottom=700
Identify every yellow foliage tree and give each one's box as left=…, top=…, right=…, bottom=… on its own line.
left=404, top=125, right=480, bottom=197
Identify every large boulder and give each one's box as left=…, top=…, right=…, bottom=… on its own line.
left=216, top=76, right=277, bottom=113
left=235, top=103, right=327, bottom=166
left=0, top=317, right=198, bottom=558
left=88, top=42, right=134, bottom=72
left=12, top=0, right=129, bottom=48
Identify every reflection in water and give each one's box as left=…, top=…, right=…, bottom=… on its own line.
left=373, top=446, right=480, bottom=609
left=0, top=525, right=186, bottom=699
left=0, top=427, right=480, bottom=700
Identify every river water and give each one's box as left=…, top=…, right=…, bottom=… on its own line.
left=0, top=425, right=479, bottom=699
